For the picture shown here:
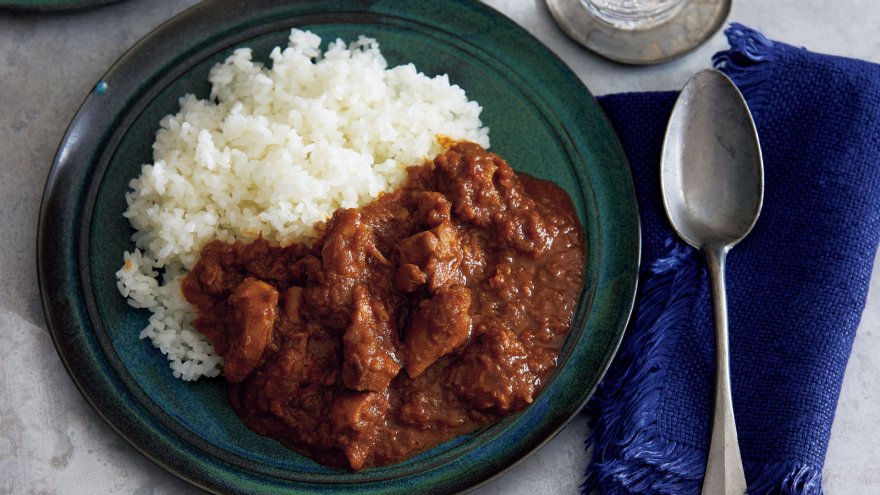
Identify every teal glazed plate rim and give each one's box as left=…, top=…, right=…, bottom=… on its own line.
left=37, top=1, right=640, bottom=494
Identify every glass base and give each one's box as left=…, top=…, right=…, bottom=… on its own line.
left=581, top=0, right=688, bottom=31
left=546, top=0, right=731, bottom=65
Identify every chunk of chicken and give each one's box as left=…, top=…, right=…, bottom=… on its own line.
left=448, top=325, right=537, bottom=413
left=304, top=209, right=385, bottom=330
left=416, top=191, right=452, bottom=227
left=433, top=141, right=515, bottom=226
left=396, top=220, right=463, bottom=292
left=393, top=263, right=428, bottom=293
left=405, top=285, right=472, bottom=378
left=341, top=285, right=402, bottom=392
left=330, top=391, right=389, bottom=470
left=225, top=278, right=279, bottom=383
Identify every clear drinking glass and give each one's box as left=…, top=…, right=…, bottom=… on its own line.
left=580, top=0, right=688, bottom=30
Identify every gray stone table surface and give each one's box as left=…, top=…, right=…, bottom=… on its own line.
left=1, top=0, right=877, bottom=493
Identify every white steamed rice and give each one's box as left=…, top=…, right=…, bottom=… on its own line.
left=115, top=29, right=489, bottom=380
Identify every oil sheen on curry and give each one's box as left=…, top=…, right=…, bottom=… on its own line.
left=182, top=142, right=585, bottom=470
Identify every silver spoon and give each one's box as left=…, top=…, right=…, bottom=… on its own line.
left=660, top=68, right=764, bottom=495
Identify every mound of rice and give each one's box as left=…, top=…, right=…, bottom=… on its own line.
left=115, top=29, right=490, bottom=380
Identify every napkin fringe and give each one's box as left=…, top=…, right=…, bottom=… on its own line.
left=746, top=460, right=823, bottom=495
left=713, top=23, right=778, bottom=120
left=581, top=238, right=826, bottom=495
left=582, top=239, right=705, bottom=494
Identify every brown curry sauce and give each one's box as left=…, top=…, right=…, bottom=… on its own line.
left=181, top=142, right=585, bottom=470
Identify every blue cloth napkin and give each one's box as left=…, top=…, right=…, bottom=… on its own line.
left=583, top=24, right=880, bottom=495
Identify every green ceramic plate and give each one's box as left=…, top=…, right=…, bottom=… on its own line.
left=37, top=1, right=640, bottom=493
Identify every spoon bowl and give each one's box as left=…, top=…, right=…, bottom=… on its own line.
left=662, top=69, right=763, bottom=250
left=661, top=68, right=764, bottom=495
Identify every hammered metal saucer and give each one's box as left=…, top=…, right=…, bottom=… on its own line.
left=546, top=0, right=731, bottom=65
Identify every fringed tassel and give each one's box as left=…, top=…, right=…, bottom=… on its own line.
left=581, top=237, right=828, bottom=495
left=582, top=238, right=705, bottom=494
left=713, top=23, right=782, bottom=121
left=746, top=460, right=824, bottom=495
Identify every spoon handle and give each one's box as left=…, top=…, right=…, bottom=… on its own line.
left=702, top=245, right=748, bottom=495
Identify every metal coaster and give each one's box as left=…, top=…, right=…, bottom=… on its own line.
left=546, top=0, right=731, bottom=65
